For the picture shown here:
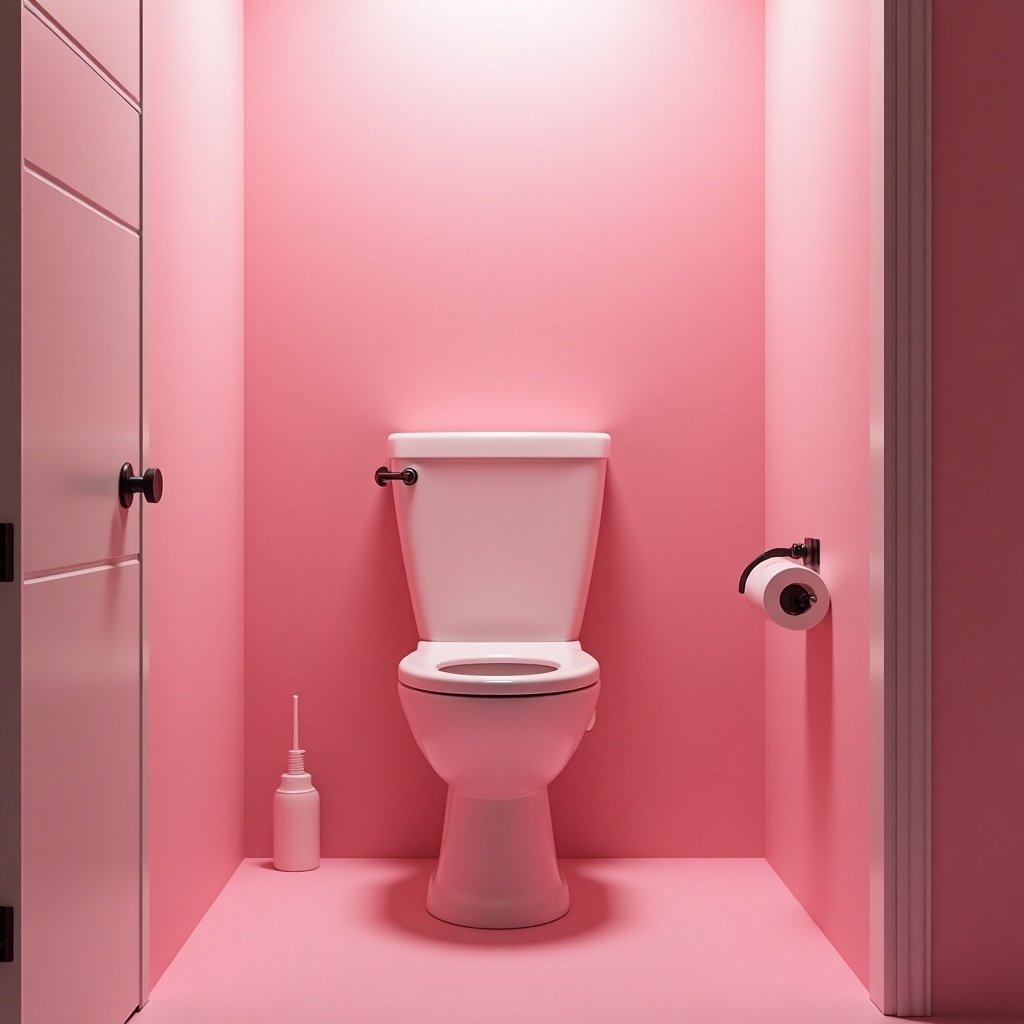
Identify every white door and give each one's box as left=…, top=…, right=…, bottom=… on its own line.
left=15, top=4, right=149, bottom=1023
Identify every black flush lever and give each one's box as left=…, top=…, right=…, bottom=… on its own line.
left=375, top=466, right=418, bottom=487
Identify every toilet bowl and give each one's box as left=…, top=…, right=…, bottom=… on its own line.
left=382, top=431, right=610, bottom=928
left=399, top=642, right=600, bottom=927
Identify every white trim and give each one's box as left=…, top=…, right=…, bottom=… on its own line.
left=871, top=0, right=932, bottom=1016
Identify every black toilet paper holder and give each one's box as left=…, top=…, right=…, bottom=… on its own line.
left=738, top=538, right=820, bottom=594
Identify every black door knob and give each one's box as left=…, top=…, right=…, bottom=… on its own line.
left=119, top=463, right=163, bottom=508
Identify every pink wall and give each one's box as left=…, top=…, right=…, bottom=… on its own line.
left=144, top=0, right=245, bottom=988
left=931, top=1, right=1024, bottom=1013
left=764, top=1, right=874, bottom=986
left=244, top=1, right=766, bottom=858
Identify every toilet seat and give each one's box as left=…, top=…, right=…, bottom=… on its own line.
left=398, top=641, right=599, bottom=697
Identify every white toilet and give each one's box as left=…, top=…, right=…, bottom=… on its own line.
left=384, top=431, right=609, bottom=928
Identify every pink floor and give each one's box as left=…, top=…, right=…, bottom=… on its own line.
left=139, top=858, right=884, bottom=1024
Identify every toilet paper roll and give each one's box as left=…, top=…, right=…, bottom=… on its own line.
left=744, top=557, right=830, bottom=631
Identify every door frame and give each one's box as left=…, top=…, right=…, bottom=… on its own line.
left=138, top=0, right=149, bottom=1007
left=139, top=0, right=150, bottom=1007
left=0, top=1, right=22, bottom=1017
left=871, top=0, right=932, bottom=1016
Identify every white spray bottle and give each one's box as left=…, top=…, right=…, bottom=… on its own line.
left=273, top=694, right=320, bottom=871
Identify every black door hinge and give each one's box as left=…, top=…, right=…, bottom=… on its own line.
left=0, top=524, right=12, bottom=583
left=0, top=906, right=12, bottom=962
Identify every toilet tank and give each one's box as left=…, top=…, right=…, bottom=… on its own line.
left=388, top=432, right=610, bottom=642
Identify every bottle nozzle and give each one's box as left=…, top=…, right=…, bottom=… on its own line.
left=287, top=694, right=306, bottom=774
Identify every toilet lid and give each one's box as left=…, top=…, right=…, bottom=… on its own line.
left=398, top=641, right=600, bottom=697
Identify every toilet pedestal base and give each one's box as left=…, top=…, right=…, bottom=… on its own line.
left=427, top=788, right=569, bottom=929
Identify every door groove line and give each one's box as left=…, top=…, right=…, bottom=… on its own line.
left=24, top=161, right=140, bottom=236
left=23, top=0, right=141, bottom=111
left=25, top=555, right=139, bottom=584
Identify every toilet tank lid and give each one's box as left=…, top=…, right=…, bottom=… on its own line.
left=387, top=432, right=611, bottom=459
